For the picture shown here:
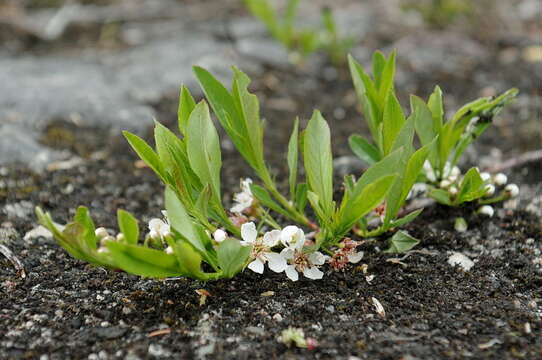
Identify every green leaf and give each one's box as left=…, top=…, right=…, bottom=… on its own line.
left=106, top=241, right=184, bottom=278
left=217, top=238, right=251, bottom=278
left=186, top=101, right=222, bottom=199
left=372, top=51, right=387, bottom=88
left=348, top=134, right=380, bottom=165
left=287, top=118, right=299, bottom=198
left=377, top=50, right=396, bottom=101
left=167, top=239, right=204, bottom=278
left=389, top=208, right=423, bottom=228
left=164, top=187, right=215, bottom=267
left=428, top=188, right=452, bottom=205
left=384, top=231, right=420, bottom=253
left=123, top=131, right=167, bottom=183
left=74, top=206, right=97, bottom=251
left=455, top=167, right=486, bottom=204
left=382, top=92, right=406, bottom=156
left=244, top=0, right=281, bottom=42
left=427, top=85, right=444, bottom=132
left=335, top=174, right=397, bottom=237
left=178, top=85, right=196, bottom=135
left=294, top=183, right=308, bottom=212
left=117, top=209, right=139, bottom=245
left=303, top=110, right=334, bottom=217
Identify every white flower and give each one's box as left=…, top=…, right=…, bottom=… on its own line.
left=449, top=186, right=458, bottom=196
left=478, top=205, right=494, bottom=217
left=494, top=173, right=508, bottom=186
left=230, top=178, right=254, bottom=214
left=148, top=218, right=170, bottom=239
left=480, top=172, right=491, bottom=182
left=240, top=223, right=287, bottom=274
left=504, top=183, right=519, bottom=198
left=213, top=229, right=227, bottom=243
left=280, top=228, right=325, bottom=281
left=484, top=184, right=495, bottom=197
left=450, top=166, right=461, bottom=177
left=280, top=225, right=305, bottom=251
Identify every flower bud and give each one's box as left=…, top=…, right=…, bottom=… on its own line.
left=95, top=227, right=109, bottom=239
left=451, top=166, right=461, bottom=177
left=454, top=217, right=467, bottom=232
left=440, top=180, right=451, bottom=189
left=165, top=246, right=174, bottom=254
left=213, top=229, right=227, bottom=243
left=116, top=233, right=125, bottom=242
left=484, top=184, right=495, bottom=197
left=504, top=184, right=519, bottom=198
left=480, top=172, right=491, bottom=182
left=478, top=205, right=494, bottom=217
left=449, top=186, right=458, bottom=196
left=494, top=173, right=508, bottom=186
left=100, top=235, right=115, bottom=247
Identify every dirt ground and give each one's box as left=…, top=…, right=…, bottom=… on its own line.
left=1, top=0, right=542, bottom=359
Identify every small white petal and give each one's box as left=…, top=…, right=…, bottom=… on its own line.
left=303, top=266, right=324, bottom=280
left=213, top=229, right=227, bottom=243
left=247, top=259, right=265, bottom=274
left=148, top=218, right=164, bottom=231
left=308, top=251, right=326, bottom=266
left=280, top=248, right=295, bottom=260
left=285, top=265, right=299, bottom=281
left=485, top=184, right=495, bottom=197
left=263, top=230, right=281, bottom=248
left=240, top=178, right=253, bottom=194
left=439, top=180, right=451, bottom=189
left=241, top=222, right=257, bottom=244
left=348, top=251, right=364, bottom=264
left=451, top=166, right=461, bottom=177
left=95, top=227, right=109, bottom=239
left=165, top=246, right=174, bottom=254
left=149, top=230, right=159, bottom=239
left=264, top=252, right=287, bottom=273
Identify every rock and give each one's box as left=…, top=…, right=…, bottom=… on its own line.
left=92, top=327, right=127, bottom=340
left=333, top=156, right=365, bottom=177
left=448, top=252, right=475, bottom=271
left=4, top=200, right=34, bottom=219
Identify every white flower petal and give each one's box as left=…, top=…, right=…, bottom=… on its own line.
left=308, top=251, right=326, bottom=266
left=247, top=258, right=265, bottom=274
left=263, top=230, right=281, bottom=247
left=231, top=202, right=249, bottom=214
left=264, top=252, right=287, bottom=273
left=348, top=251, right=364, bottom=264
left=303, top=266, right=324, bottom=280
left=280, top=248, right=295, bottom=260
left=241, top=222, right=257, bottom=244
left=148, top=218, right=165, bottom=231
left=280, top=226, right=305, bottom=250
left=285, top=265, right=299, bottom=281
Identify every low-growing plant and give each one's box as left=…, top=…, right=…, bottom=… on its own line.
left=243, top=0, right=353, bottom=65
left=401, top=0, right=473, bottom=29
left=347, top=51, right=519, bottom=214
left=36, top=50, right=519, bottom=283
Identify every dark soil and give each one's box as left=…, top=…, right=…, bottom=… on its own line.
left=2, top=0, right=542, bottom=359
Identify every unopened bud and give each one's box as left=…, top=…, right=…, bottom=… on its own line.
left=494, top=173, right=508, bottom=186
left=480, top=172, right=491, bottom=182
left=484, top=184, right=495, bottom=197
left=478, top=205, right=494, bottom=217
left=116, top=233, right=125, bottom=242
left=95, top=227, right=109, bottom=239
left=449, top=186, right=458, bottom=196
left=504, top=184, right=519, bottom=198
left=440, top=180, right=451, bottom=189
left=454, top=217, right=468, bottom=232
left=165, top=246, right=174, bottom=254
left=213, top=229, right=227, bottom=243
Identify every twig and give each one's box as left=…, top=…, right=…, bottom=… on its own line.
left=486, top=149, right=542, bottom=173
left=0, top=244, right=26, bottom=278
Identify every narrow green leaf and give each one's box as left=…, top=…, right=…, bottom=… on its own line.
left=456, top=167, right=486, bottom=204
left=217, top=238, right=251, bottom=278
left=117, top=209, right=139, bottom=245
left=384, top=231, right=420, bottom=253
left=287, top=118, right=299, bottom=198
left=178, top=85, right=196, bottom=135
left=303, top=110, right=334, bottom=217
left=382, top=92, right=406, bottom=156
left=74, top=206, right=97, bottom=251
left=427, top=85, right=444, bottom=132
left=348, top=134, right=380, bottom=165
left=428, top=188, right=452, bottom=205
left=186, top=101, right=222, bottom=199
left=294, top=183, right=308, bottom=212
left=106, top=241, right=183, bottom=278
left=389, top=208, right=423, bottom=228
left=123, top=131, right=167, bottom=183
left=167, top=239, right=204, bottom=278
left=377, top=50, right=396, bottom=101
left=372, top=51, right=387, bottom=88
